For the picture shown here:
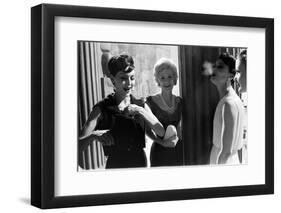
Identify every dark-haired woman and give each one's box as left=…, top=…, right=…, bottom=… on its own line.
left=209, top=53, right=245, bottom=165
left=79, top=54, right=165, bottom=169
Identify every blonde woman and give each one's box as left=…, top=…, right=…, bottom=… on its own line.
left=146, top=58, right=183, bottom=167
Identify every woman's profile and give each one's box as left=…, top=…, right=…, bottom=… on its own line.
left=209, top=53, right=245, bottom=164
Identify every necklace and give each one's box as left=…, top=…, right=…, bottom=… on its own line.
left=159, top=94, right=175, bottom=113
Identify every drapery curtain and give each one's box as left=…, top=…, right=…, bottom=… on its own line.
left=78, top=41, right=106, bottom=170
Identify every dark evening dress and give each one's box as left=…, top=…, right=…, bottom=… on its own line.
left=146, top=96, right=183, bottom=167
left=94, top=94, right=147, bottom=169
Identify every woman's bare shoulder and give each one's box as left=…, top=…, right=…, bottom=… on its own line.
left=146, top=93, right=160, bottom=103
left=87, top=105, right=102, bottom=121
left=148, top=94, right=161, bottom=104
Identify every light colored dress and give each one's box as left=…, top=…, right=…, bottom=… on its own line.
left=210, top=90, right=245, bottom=165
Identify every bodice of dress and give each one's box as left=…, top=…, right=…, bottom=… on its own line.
left=146, top=95, right=182, bottom=129
left=212, top=91, right=245, bottom=153
left=94, top=94, right=146, bottom=154
left=146, top=95, right=184, bottom=166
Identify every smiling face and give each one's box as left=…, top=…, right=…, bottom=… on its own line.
left=210, top=59, right=233, bottom=86
left=112, top=70, right=135, bottom=97
left=157, top=68, right=176, bottom=92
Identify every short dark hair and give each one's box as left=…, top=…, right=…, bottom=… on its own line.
left=108, top=54, right=135, bottom=76
left=218, top=52, right=236, bottom=75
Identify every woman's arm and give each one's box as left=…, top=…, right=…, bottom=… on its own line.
left=146, top=127, right=178, bottom=148
left=127, top=103, right=165, bottom=137
left=80, top=106, right=101, bottom=140
left=79, top=106, right=114, bottom=150
left=218, top=101, right=237, bottom=164
left=177, top=118, right=182, bottom=140
left=176, top=96, right=183, bottom=140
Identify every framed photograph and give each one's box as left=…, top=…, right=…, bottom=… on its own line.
left=31, top=3, right=274, bottom=209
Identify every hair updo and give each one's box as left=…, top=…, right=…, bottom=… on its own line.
left=108, top=54, right=135, bottom=77
left=218, top=52, right=237, bottom=76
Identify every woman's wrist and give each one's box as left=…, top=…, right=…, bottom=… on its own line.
left=135, top=105, right=144, bottom=115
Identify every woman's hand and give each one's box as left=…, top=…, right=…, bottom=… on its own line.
left=154, top=134, right=178, bottom=148
left=79, top=130, right=114, bottom=153
left=93, top=130, right=114, bottom=146
left=163, top=134, right=178, bottom=148
left=126, top=104, right=141, bottom=116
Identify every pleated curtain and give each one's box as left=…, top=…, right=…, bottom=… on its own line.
left=78, top=41, right=106, bottom=170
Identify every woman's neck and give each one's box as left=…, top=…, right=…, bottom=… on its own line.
left=160, top=90, right=173, bottom=107
left=216, top=83, right=233, bottom=99
left=114, top=93, right=131, bottom=106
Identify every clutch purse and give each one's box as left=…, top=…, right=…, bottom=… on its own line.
left=164, top=125, right=179, bottom=145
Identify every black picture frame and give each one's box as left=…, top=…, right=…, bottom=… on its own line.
left=31, top=3, right=274, bottom=209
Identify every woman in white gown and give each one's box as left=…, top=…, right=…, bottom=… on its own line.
left=209, top=53, right=245, bottom=165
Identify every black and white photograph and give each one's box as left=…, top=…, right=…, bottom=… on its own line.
left=29, top=2, right=274, bottom=209
left=78, top=41, right=248, bottom=170
left=1, top=0, right=279, bottom=211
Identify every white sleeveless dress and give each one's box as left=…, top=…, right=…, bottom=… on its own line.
left=210, top=90, right=245, bottom=165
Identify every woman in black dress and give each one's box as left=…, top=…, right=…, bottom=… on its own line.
left=146, top=58, right=183, bottom=167
left=79, top=54, right=165, bottom=169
